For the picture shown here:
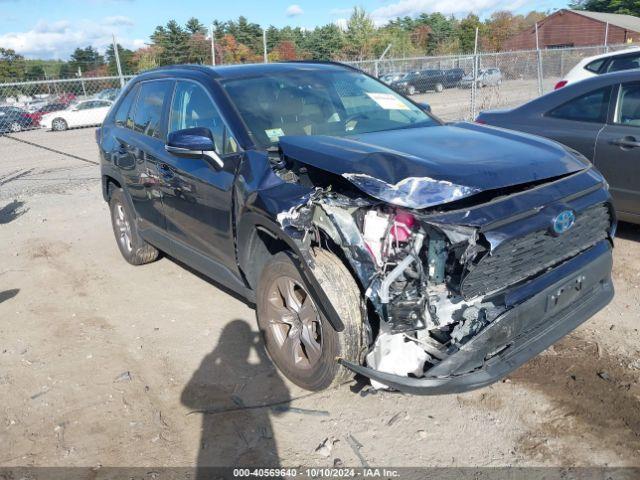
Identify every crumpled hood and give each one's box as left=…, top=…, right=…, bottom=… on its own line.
left=278, top=122, right=588, bottom=209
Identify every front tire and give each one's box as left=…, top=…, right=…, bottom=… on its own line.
left=407, top=85, right=416, bottom=95
left=256, top=249, right=363, bottom=391
left=435, top=82, right=444, bottom=93
left=51, top=118, right=67, bottom=131
left=109, top=188, right=159, bottom=265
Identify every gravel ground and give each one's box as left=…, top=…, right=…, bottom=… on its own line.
left=1, top=101, right=639, bottom=470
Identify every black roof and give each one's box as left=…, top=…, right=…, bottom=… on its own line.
left=142, top=61, right=352, bottom=80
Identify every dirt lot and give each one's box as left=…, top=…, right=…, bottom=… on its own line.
left=1, top=122, right=640, bottom=469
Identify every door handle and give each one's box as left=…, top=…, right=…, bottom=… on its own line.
left=612, top=137, right=640, bottom=149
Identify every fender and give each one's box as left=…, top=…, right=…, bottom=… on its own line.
left=236, top=211, right=345, bottom=332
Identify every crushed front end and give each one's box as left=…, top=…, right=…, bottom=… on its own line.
left=274, top=158, right=615, bottom=394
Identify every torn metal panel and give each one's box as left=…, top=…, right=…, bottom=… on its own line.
left=314, top=200, right=379, bottom=287
left=342, top=173, right=480, bottom=209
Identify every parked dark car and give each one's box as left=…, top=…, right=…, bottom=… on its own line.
left=392, top=68, right=463, bottom=95
left=477, top=70, right=640, bottom=225
left=98, top=63, right=614, bottom=394
left=0, top=106, right=37, bottom=133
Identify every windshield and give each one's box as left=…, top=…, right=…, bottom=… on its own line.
left=222, top=69, right=437, bottom=148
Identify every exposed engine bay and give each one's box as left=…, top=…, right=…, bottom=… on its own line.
left=281, top=193, right=505, bottom=388
left=265, top=132, right=614, bottom=391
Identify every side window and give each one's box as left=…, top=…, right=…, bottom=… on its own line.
left=614, top=83, right=640, bottom=126
left=114, top=86, right=138, bottom=128
left=76, top=102, right=91, bottom=110
left=606, top=54, right=640, bottom=73
left=133, top=80, right=173, bottom=139
left=548, top=87, right=611, bottom=123
left=169, top=81, right=237, bottom=154
left=585, top=58, right=605, bottom=73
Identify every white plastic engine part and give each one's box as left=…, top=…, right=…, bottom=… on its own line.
left=365, top=333, right=429, bottom=390
left=362, top=210, right=391, bottom=267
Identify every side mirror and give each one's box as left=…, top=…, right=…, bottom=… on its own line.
left=418, top=102, right=431, bottom=113
left=165, top=127, right=223, bottom=168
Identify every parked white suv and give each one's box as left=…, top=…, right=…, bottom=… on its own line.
left=555, top=47, right=640, bottom=89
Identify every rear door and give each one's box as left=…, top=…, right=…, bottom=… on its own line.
left=124, top=79, right=175, bottom=231
left=594, top=81, right=640, bottom=218
left=153, top=79, right=241, bottom=272
left=539, top=86, right=613, bottom=159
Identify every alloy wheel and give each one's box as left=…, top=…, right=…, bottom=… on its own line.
left=9, top=122, right=21, bottom=133
left=52, top=119, right=66, bottom=131
left=264, top=276, right=323, bottom=369
left=114, top=203, right=133, bottom=253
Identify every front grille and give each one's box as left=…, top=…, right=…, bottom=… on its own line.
left=460, top=203, right=611, bottom=299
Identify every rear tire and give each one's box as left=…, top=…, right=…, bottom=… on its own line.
left=256, top=249, right=362, bottom=391
left=9, top=122, right=21, bottom=133
left=51, top=118, right=67, bottom=131
left=435, top=82, right=444, bottom=93
left=109, top=188, right=159, bottom=265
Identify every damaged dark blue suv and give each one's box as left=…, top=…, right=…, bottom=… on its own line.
left=97, top=62, right=615, bottom=394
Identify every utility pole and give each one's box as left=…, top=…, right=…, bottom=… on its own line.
left=535, top=22, right=543, bottom=96
left=375, top=43, right=392, bottom=78
left=471, top=27, right=479, bottom=120
left=77, top=67, right=87, bottom=97
left=604, top=22, right=610, bottom=52
left=263, top=28, right=268, bottom=63
left=112, top=34, right=125, bottom=88
left=210, top=24, right=216, bottom=66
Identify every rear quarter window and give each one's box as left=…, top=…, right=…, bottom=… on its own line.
left=585, top=58, right=605, bottom=73
left=114, top=86, right=138, bottom=128
left=548, top=87, right=611, bottom=123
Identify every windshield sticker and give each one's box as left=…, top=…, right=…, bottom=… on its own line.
left=265, top=128, right=285, bottom=142
left=366, top=92, right=410, bottom=111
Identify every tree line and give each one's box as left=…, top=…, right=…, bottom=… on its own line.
left=0, top=0, right=636, bottom=83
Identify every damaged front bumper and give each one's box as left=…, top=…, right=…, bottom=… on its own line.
left=339, top=241, right=614, bottom=395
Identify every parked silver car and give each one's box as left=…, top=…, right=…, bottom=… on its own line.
left=461, top=68, right=502, bottom=88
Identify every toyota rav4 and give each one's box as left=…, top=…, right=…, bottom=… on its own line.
left=97, top=62, right=615, bottom=394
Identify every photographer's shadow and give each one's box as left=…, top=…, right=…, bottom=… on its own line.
left=181, top=319, right=290, bottom=472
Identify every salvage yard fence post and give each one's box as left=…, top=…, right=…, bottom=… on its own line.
left=470, top=27, right=479, bottom=120
left=535, top=22, right=543, bottom=97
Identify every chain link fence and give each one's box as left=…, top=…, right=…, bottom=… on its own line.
left=346, top=41, right=638, bottom=121
left=0, top=42, right=637, bottom=133
left=0, top=76, right=133, bottom=134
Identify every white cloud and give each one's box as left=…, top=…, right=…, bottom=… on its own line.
left=103, top=16, right=135, bottom=27
left=329, top=8, right=353, bottom=16
left=0, top=18, right=142, bottom=60
left=285, top=4, right=304, bottom=17
left=370, top=0, right=521, bottom=23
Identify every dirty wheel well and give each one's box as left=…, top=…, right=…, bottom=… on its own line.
left=243, top=228, right=291, bottom=290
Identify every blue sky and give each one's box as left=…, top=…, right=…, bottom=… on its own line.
left=0, top=0, right=567, bottom=59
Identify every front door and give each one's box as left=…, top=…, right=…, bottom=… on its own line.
left=154, top=80, right=240, bottom=272
left=594, top=82, right=640, bottom=219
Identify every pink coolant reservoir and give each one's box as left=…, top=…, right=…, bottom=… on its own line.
left=391, top=211, right=416, bottom=243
